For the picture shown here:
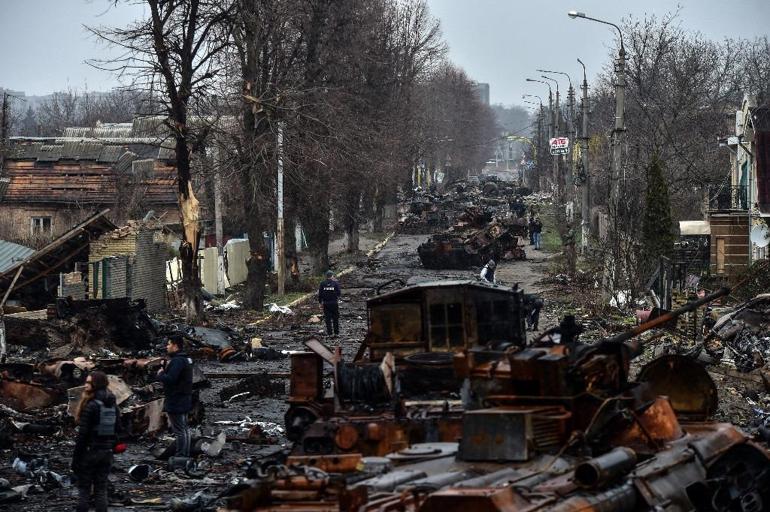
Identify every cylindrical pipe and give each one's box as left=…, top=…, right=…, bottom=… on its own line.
left=547, top=483, right=637, bottom=512
left=606, top=287, right=730, bottom=346
left=574, top=447, right=637, bottom=489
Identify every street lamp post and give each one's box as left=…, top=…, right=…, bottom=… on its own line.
left=568, top=10, right=625, bottom=219
left=541, top=75, right=562, bottom=201
left=526, top=79, right=555, bottom=193
left=577, top=58, right=591, bottom=253
left=569, top=10, right=626, bottom=296
left=524, top=95, right=545, bottom=190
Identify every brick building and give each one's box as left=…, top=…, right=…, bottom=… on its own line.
left=88, top=221, right=172, bottom=313
left=0, top=119, right=178, bottom=247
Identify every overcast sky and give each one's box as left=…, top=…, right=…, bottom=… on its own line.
left=1, top=0, right=769, bottom=106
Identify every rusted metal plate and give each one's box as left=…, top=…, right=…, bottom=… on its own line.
left=0, top=380, right=61, bottom=411
left=419, top=486, right=530, bottom=512
left=638, top=354, right=718, bottom=420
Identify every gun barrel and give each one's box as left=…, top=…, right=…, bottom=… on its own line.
left=606, top=287, right=730, bottom=345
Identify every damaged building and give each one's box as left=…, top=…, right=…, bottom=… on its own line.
left=87, top=220, right=173, bottom=313
left=0, top=119, right=178, bottom=246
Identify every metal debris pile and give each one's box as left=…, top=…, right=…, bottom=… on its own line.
left=708, top=294, right=770, bottom=372
left=219, top=286, right=770, bottom=511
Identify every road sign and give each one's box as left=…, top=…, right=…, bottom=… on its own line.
left=549, top=137, right=569, bottom=156
left=549, top=137, right=569, bottom=149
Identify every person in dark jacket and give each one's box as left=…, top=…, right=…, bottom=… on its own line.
left=157, top=335, right=193, bottom=458
left=524, top=293, right=544, bottom=331
left=318, top=270, right=341, bottom=336
left=72, top=371, right=120, bottom=512
left=532, top=216, right=543, bottom=250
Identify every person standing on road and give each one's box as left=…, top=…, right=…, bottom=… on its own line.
left=480, top=259, right=497, bottom=284
left=318, top=270, right=341, bottom=336
left=157, top=335, right=193, bottom=459
left=532, top=216, right=543, bottom=250
left=524, top=294, right=544, bottom=331
left=72, top=371, right=120, bottom=512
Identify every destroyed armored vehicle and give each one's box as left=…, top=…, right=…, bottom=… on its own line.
left=235, top=286, right=770, bottom=511
left=284, top=281, right=528, bottom=454
left=418, top=220, right=526, bottom=269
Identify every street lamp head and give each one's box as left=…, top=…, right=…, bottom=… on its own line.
left=568, top=11, right=585, bottom=19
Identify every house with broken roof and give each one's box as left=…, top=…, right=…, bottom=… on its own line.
left=706, top=96, right=770, bottom=279
left=0, top=118, right=178, bottom=247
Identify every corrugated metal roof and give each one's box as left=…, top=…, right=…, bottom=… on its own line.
left=98, top=145, right=124, bottom=163
left=0, top=240, right=35, bottom=274
left=37, top=144, right=62, bottom=162
left=114, top=151, right=138, bottom=173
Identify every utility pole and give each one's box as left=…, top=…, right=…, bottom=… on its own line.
left=214, top=148, right=226, bottom=295
left=569, top=10, right=626, bottom=296
left=1, top=92, right=8, bottom=173
left=566, top=84, right=576, bottom=197
left=542, top=76, right=561, bottom=202
left=276, top=122, right=285, bottom=297
left=611, top=45, right=626, bottom=216
left=578, top=58, right=591, bottom=253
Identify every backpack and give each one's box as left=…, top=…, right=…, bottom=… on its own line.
left=93, top=399, right=117, bottom=437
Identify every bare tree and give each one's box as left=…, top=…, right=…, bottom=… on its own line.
left=90, top=0, right=235, bottom=321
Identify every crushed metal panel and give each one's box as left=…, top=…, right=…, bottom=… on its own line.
left=0, top=380, right=62, bottom=411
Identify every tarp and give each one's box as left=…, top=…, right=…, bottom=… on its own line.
left=679, top=220, right=710, bottom=236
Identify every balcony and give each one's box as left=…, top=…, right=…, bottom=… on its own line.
left=709, top=185, right=748, bottom=212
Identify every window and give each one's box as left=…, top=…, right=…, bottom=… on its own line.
left=716, top=237, right=725, bottom=274
left=30, top=217, right=52, bottom=236
left=429, top=302, right=465, bottom=349
left=477, top=299, right=512, bottom=343
left=369, top=303, right=421, bottom=342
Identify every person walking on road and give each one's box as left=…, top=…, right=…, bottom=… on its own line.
left=528, top=215, right=536, bottom=245
left=157, top=335, right=193, bottom=459
left=480, top=259, right=497, bottom=284
left=318, top=270, right=341, bottom=336
left=72, top=371, right=120, bottom=512
left=532, top=216, right=543, bottom=250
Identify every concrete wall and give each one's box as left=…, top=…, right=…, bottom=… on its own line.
left=131, top=230, right=168, bottom=312
left=58, top=271, right=87, bottom=299
left=200, top=246, right=219, bottom=294
left=225, top=239, right=249, bottom=286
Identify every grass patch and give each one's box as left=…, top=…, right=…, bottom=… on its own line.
left=263, top=291, right=307, bottom=307
left=539, top=209, right=562, bottom=252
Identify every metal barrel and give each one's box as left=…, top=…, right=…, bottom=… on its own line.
left=573, top=447, right=637, bottom=489
left=604, top=287, right=730, bottom=346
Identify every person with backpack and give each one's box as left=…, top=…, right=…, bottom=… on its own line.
left=72, top=371, right=120, bottom=512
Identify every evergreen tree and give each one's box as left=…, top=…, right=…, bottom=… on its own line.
left=20, top=106, right=37, bottom=136
left=641, top=154, right=674, bottom=268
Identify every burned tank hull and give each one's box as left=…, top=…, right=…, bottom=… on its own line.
left=418, top=220, right=526, bottom=269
